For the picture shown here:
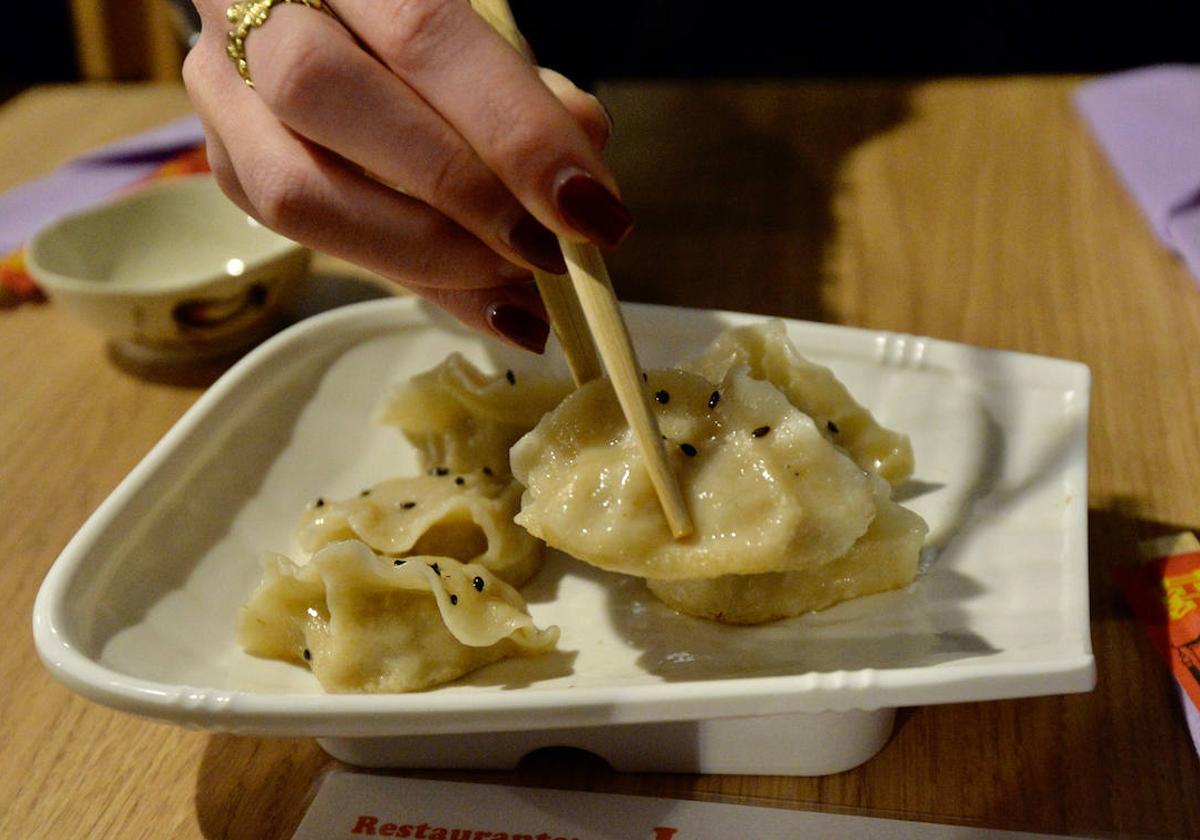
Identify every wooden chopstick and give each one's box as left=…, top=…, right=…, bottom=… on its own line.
left=557, top=242, right=694, bottom=537
left=532, top=269, right=603, bottom=386
left=469, top=0, right=694, bottom=539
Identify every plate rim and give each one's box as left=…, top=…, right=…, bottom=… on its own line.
left=32, top=297, right=1095, bottom=736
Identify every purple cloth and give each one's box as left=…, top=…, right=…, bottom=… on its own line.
left=0, top=115, right=204, bottom=253
left=1183, top=685, right=1200, bottom=758
left=1075, top=65, right=1200, bottom=284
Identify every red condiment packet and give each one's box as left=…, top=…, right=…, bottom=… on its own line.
left=0, top=249, right=42, bottom=303
left=1116, top=533, right=1200, bottom=714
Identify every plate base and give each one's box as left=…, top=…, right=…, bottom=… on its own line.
left=317, top=707, right=896, bottom=776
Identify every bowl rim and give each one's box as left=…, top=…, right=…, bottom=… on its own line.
left=25, top=173, right=306, bottom=297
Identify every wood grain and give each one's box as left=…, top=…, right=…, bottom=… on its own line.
left=2, top=78, right=1198, bottom=838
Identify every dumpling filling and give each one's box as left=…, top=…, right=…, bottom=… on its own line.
left=238, top=540, right=558, bottom=692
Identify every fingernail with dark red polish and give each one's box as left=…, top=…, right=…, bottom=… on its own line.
left=486, top=302, right=549, bottom=354
left=506, top=213, right=566, bottom=274
left=554, top=168, right=633, bottom=249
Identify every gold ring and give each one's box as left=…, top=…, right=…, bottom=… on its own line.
left=225, top=0, right=334, bottom=89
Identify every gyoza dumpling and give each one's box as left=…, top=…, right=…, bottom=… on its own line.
left=374, top=353, right=572, bottom=477
left=511, top=366, right=878, bottom=580
left=684, top=321, right=914, bottom=485
left=237, top=540, right=559, bottom=693
left=297, top=471, right=542, bottom=587
left=646, top=486, right=928, bottom=624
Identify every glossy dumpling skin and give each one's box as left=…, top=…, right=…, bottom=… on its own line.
left=238, top=540, right=559, bottom=693
left=684, top=320, right=914, bottom=485
left=646, top=486, right=928, bottom=624
left=297, top=472, right=542, bottom=587
left=511, top=367, right=878, bottom=580
left=374, top=352, right=572, bottom=477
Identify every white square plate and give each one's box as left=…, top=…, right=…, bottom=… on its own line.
left=34, top=299, right=1093, bottom=768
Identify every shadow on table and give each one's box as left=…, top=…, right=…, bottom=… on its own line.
left=192, top=734, right=699, bottom=838
left=956, top=503, right=1200, bottom=837
left=599, top=79, right=914, bottom=325
left=1086, top=500, right=1200, bottom=628
left=194, top=734, right=331, bottom=840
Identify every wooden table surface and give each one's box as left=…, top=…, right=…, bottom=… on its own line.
left=3, top=80, right=1199, bottom=839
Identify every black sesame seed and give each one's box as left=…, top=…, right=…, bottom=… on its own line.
left=360, top=489, right=371, bottom=497
left=314, top=497, right=325, bottom=508
left=454, top=476, right=465, bottom=486
left=473, top=576, right=485, bottom=592
left=430, top=562, right=441, bottom=576
left=303, top=648, right=311, bottom=661
left=826, top=420, right=840, bottom=434
left=482, top=466, right=493, bottom=476
left=680, top=443, right=698, bottom=457
left=450, top=594, right=458, bottom=605
left=505, top=369, right=516, bottom=385
left=401, top=501, right=416, bottom=510
left=435, top=467, right=449, bottom=476
left=655, top=390, right=670, bottom=404
left=752, top=425, right=771, bottom=438
left=393, top=558, right=406, bottom=566
left=642, top=372, right=648, bottom=382
left=708, top=391, right=721, bottom=410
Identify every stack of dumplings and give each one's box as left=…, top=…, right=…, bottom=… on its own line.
left=238, top=356, right=567, bottom=692
left=238, top=320, right=928, bottom=692
left=512, top=321, right=927, bottom=624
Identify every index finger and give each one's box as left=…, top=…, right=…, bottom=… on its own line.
left=333, top=0, right=634, bottom=249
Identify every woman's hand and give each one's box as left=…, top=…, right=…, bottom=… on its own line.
left=183, top=0, right=625, bottom=351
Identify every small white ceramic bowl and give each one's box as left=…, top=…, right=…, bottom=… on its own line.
left=27, top=174, right=310, bottom=361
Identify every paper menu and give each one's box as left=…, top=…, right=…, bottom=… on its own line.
left=294, top=772, right=1075, bottom=839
